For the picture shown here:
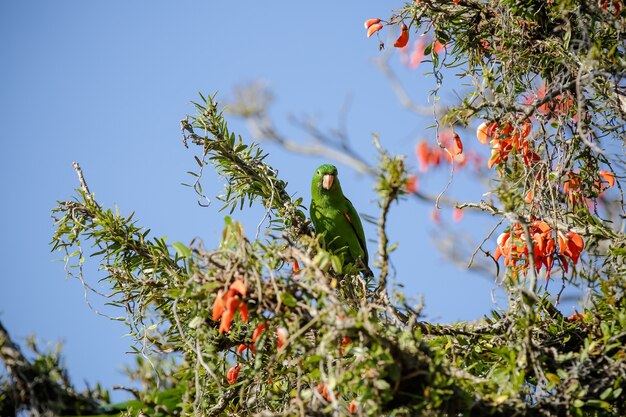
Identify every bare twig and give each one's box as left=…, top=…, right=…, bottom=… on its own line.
left=72, top=162, right=97, bottom=205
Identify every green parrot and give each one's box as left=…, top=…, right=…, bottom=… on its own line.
left=310, top=164, right=373, bottom=276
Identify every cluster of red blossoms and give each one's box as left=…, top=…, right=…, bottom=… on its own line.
left=364, top=18, right=410, bottom=48
left=212, top=279, right=248, bottom=334
left=316, top=383, right=358, bottom=413
left=530, top=85, right=575, bottom=120
left=599, top=0, right=622, bottom=17
left=415, top=130, right=473, bottom=172
left=476, top=120, right=539, bottom=169
left=563, top=170, right=616, bottom=205
left=316, top=385, right=357, bottom=413
left=212, top=279, right=291, bottom=386
left=494, top=220, right=584, bottom=279
left=224, top=322, right=288, bottom=385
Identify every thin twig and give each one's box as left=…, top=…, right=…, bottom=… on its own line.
left=72, top=162, right=97, bottom=205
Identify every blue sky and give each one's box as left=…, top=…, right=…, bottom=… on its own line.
left=1, top=0, right=520, bottom=400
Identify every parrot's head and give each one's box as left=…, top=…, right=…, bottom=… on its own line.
left=313, top=164, right=340, bottom=193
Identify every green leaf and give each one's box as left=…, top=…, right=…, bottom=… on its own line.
left=546, top=373, right=560, bottom=386
left=330, top=255, right=343, bottom=274
left=189, top=316, right=204, bottom=329
left=374, top=379, right=391, bottom=391
left=280, top=291, right=297, bottom=308
left=599, top=387, right=612, bottom=400
left=172, top=241, right=192, bottom=258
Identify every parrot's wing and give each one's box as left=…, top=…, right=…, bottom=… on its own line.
left=343, top=197, right=368, bottom=265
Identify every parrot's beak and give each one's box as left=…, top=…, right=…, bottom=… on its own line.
left=322, top=174, right=334, bottom=190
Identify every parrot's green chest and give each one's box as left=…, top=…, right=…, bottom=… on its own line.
left=310, top=201, right=364, bottom=262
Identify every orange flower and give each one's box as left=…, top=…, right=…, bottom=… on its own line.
left=476, top=121, right=498, bottom=144
left=212, top=290, right=225, bottom=321
left=252, top=322, right=269, bottom=343
left=405, top=175, right=418, bottom=194
left=453, top=132, right=463, bottom=155
left=567, top=312, right=588, bottom=322
left=495, top=220, right=585, bottom=280
left=292, top=261, right=301, bottom=275
left=317, top=382, right=332, bottom=402
left=433, top=40, right=446, bottom=54
left=416, top=140, right=432, bottom=171
left=276, top=327, right=288, bottom=350
left=230, top=279, right=247, bottom=297
left=236, top=343, right=256, bottom=355
left=563, top=173, right=583, bottom=205
left=219, top=296, right=240, bottom=334
left=394, top=23, right=409, bottom=48
left=452, top=208, right=464, bottom=223
left=349, top=400, right=357, bottom=414
left=493, top=231, right=510, bottom=262
left=599, top=170, right=615, bottom=188
left=363, top=18, right=381, bottom=29
left=408, top=38, right=426, bottom=69
left=495, top=220, right=561, bottom=279
left=559, top=254, right=569, bottom=274
left=227, top=365, right=241, bottom=385
left=431, top=208, right=440, bottom=224
left=367, top=23, right=383, bottom=38
left=524, top=190, right=534, bottom=203
left=239, top=302, right=249, bottom=323
left=534, top=83, right=575, bottom=118
left=557, top=231, right=584, bottom=264
left=213, top=279, right=249, bottom=334
left=481, top=120, right=535, bottom=169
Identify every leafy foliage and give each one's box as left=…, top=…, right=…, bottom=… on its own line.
left=9, top=1, right=624, bottom=416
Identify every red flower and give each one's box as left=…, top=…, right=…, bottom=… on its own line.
left=236, top=343, right=256, bottom=355
left=431, top=208, right=440, bottom=224
left=476, top=121, right=497, bottom=144
left=405, top=175, right=418, bottom=194
left=276, top=327, right=288, bottom=350
left=212, top=279, right=249, bottom=334
left=212, top=290, right=225, bottom=321
left=394, top=23, right=409, bottom=48
left=557, top=231, right=584, bottom=265
left=408, top=39, right=426, bottom=69
left=317, top=382, right=332, bottom=402
left=349, top=400, right=358, bottom=414
left=367, top=23, right=383, bottom=38
left=479, top=120, right=535, bottom=169
left=453, top=132, right=463, bottom=155
left=227, top=365, right=241, bottom=385
left=252, top=322, right=268, bottom=343
left=599, top=170, right=615, bottom=188
left=494, top=220, right=584, bottom=280
left=452, top=208, right=464, bottom=223
left=563, top=173, right=583, bottom=205
left=567, top=312, right=588, bottom=322
left=433, top=40, right=446, bottom=54
left=230, top=279, right=247, bottom=297
left=363, top=18, right=381, bottom=29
